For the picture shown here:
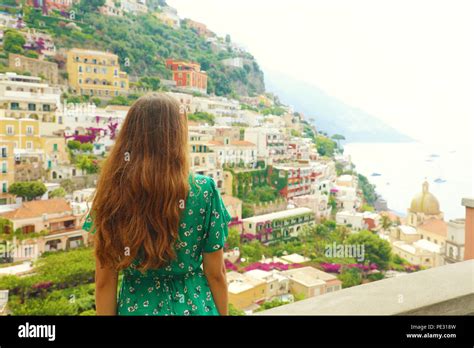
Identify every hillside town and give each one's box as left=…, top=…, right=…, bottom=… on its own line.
left=0, top=0, right=472, bottom=316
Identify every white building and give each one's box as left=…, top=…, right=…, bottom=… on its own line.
left=191, top=96, right=240, bottom=117
left=392, top=239, right=443, bottom=269
left=336, top=211, right=381, bottom=231
left=0, top=72, right=62, bottom=125
left=244, top=127, right=289, bottom=164
left=292, top=192, right=331, bottom=222
left=0, top=13, right=20, bottom=29
left=242, top=207, right=315, bottom=243
left=444, top=218, right=466, bottom=264
left=220, top=57, right=245, bottom=68
left=189, top=132, right=223, bottom=190
left=244, top=269, right=290, bottom=301
left=207, top=139, right=257, bottom=167
left=281, top=266, right=342, bottom=298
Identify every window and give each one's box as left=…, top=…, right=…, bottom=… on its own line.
left=53, top=144, right=58, bottom=152
left=43, top=105, right=51, bottom=112
left=1, top=147, right=7, bottom=158
left=26, top=126, right=34, bottom=135
left=6, top=126, right=14, bottom=135
left=1, top=162, right=7, bottom=174
left=2, top=182, right=7, bottom=193
left=78, top=66, right=83, bottom=72
left=26, top=141, right=33, bottom=149
left=11, top=102, right=19, bottom=110
left=28, top=103, right=36, bottom=111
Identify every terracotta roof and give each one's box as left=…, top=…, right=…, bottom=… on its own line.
left=0, top=199, right=72, bottom=220
left=419, top=219, right=447, bottom=237
left=231, top=140, right=256, bottom=147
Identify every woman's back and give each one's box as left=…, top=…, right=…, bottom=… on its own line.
left=85, top=173, right=231, bottom=315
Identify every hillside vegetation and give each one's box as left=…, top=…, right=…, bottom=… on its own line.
left=18, top=1, right=265, bottom=97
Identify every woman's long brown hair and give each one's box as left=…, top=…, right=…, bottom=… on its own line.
left=91, top=93, right=190, bottom=271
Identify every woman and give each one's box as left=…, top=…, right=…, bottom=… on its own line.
left=82, top=93, right=230, bottom=316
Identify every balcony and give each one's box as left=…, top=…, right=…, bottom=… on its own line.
left=255, top=260, right=474, bottom=315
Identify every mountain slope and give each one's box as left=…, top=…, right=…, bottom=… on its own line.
left=19, top=4, right=264, bottom=97
left=265, top=70, right=414, bottom=143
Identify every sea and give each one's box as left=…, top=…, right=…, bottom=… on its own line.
left=343, top=141, right=474, bottom=221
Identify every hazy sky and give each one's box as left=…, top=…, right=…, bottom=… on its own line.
left=168, top=0, right=474, bottom=146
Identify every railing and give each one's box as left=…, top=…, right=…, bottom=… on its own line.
left=255, top=260, right=474, bottom=315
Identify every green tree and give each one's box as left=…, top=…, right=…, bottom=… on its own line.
left=67, top=140, right=81, bottom=151
left=228, top=303, right=245, bottom=316
left=240, top=240, right=265, bottom=262
left=227, top=228, right=241, bottom=250
left=80, top=143, right=94, bottom=153
left=338, top=268, right=362, bottom=288
left=331, top=134, right=346, bottom=149
left=315, top=136, right=337, bottom=157
left=8, top=181, right=47, bottom=201
left=187, top=112, right=215, bottom=125
left=76, top=0, right=106, bottom=13
left=346, top=231, right=392, bottom=270
left=3, top=30, right=26, bottom=54
left=108, top=95, right=130, bottom=106
left=76, top=155, right=98, bottom=174
left=137, top=76, right=161, bottom=91
left=357, top=174, right=377, bottom=205
left=49, top=187, right=66, bottom=199
left=254, top=298, right=286, bottom=312
left=0, top=217, right=13, bottom=234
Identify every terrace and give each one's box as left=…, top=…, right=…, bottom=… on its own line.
left=256, top=260, right=474, bottom=315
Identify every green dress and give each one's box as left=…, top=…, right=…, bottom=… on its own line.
left=82, top=174, right=231, bottom=316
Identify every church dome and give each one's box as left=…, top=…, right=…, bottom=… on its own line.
left=410, top=181, right=441, bottom=215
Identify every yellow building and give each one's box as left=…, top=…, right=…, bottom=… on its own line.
left=0, top=141, right=15, bottom=199
left=227, top=271, right=267, bottom=311
left=0, top=118, right=42, bottom=150
left=67, top=49, right=129, bottom=97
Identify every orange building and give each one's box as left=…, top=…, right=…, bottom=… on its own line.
left=166, top=59, right=208, bottom=94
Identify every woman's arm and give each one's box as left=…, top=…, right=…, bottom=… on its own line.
left=95, top=261, right=119, bottom=316
left=203, top=249, right=228, bottom=316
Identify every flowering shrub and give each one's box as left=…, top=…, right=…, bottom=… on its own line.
left=243, top=262, right=301, bottom=272
left=320, top=263, right=342, bottom=273
left=241, top=233, right=256, bottom=241
left=404, top=265, right=420, bottom=273
left=346, top=263, right=379, bottom=272
left=32, top=281, right=54, bottom=290
left=225, top=259, right=238, bottom=271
